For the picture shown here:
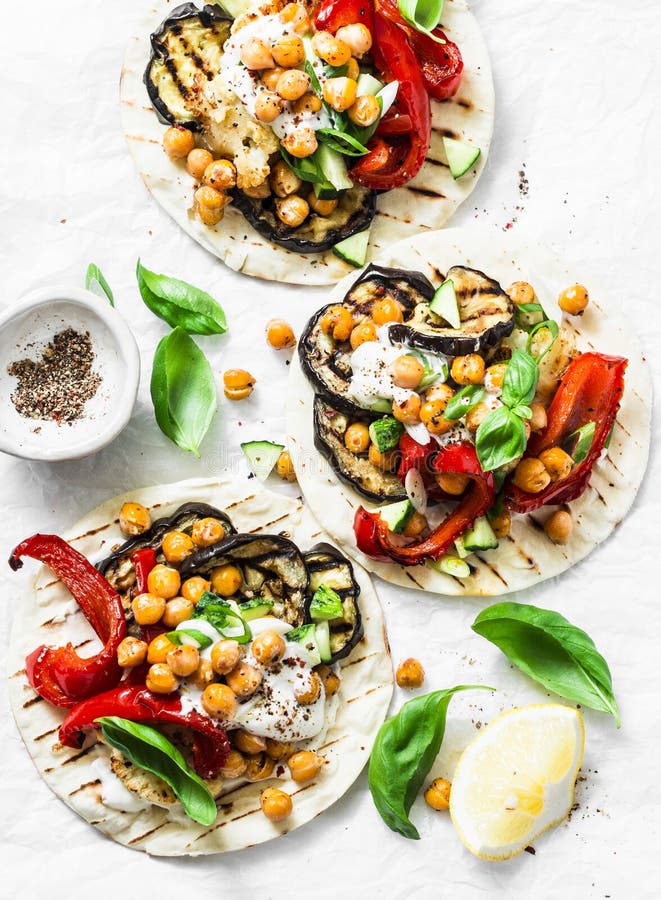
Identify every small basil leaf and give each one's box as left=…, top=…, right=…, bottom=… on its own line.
left=280, top=147, right=325, bottom=185
left=527, top=319, right=559, bottom=362
left=368, top=685, right=492, bottom=839
left=85, top=263, right=115, bottom=306
left=95, top=716, right=218, bottom=824
left=137, top=260, right=227, bottom=335
left=317, top=128, right=370, bottom=157
left=444, top=385, right=486, bottom=421
left=472, top=602, right=620, bottom=726
left=501, top=348, right=539, bottom=408
left=511, top=404, right=532, bottom=420
left=397, top=0, right=446, bottom=42
left=150, top=327, right=217, bottom=457
left=563, top=420, right=596, bottom=464
left=475, top=406, right=526, bottom=472
left=304, top=60, right=322, bottom=95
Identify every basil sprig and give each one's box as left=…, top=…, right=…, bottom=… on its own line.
left=85, top=263, right=114, bottom=306
left=95, top=716, right=218, bottom=825
left=151, top=327, right=217, bottom=457
left=398, top=0, right=446, bottom=42
left=443, top=384, right=485, bottom=421
left=137, top=260, right=227, bottom=335
left=368, top=685, right=492, bottom=839
left=476, top=349, right=539, bottom=471
left=472, top=602, right=620, bottom=726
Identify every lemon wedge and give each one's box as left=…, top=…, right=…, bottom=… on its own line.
left=449, top=704, right=585, bottom=860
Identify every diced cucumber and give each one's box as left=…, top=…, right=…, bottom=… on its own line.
left=430, top=278, right=461, bottom=328
left=314, top=180, right=340, bottom=201
left=461, top=516, right=499, bottom=552
left=360, top=396, right=393, bottom=414
left=356, top=73, right=384, bottom=97
left=443, top=137, right=481, bottom=179
left=238, top=597, right=274, bottom=621
left=315, top=620, right=332, bottom=663
left=287, top=623, right=321, bottom=666
left=241, top=440, right=284, bottom=482
left=317, top=143, right=353, bottom=192
left=216, top=0, right=254, bottom=18
left=378, top=499, right=415, bottom=534
left=333, top=229, right=371, bottom=267
left=427, top=556, right=471, bottom=579
left=310, top=584, right=344, bottom=621
left=369, top=416, right=404, bottom=453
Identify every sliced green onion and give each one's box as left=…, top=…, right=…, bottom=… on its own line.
left=564, top=421, right=596, bottom=464
left=428, top=555, right=470, bottom=578
left=166, top=628, right=214, bottom=650
left=526, top=319, right=559, bottom=361
left=398, top=0, right=446, bottom=42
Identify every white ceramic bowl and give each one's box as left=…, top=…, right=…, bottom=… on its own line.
left=0, top=286, right=140, bottom=461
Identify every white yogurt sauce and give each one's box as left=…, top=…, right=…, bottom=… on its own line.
left=90, top=757, right=150, bottom=813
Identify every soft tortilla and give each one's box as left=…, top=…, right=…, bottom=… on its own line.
left=7, top=477, right=393, bottom=855
left=286, top=227, right=652, bottom=596
left=119, top=0, right=494, bottom=285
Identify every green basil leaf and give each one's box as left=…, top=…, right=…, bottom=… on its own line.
left=317, top=128, right=370, bottom=157
left=368, top=685, right=492, bottom=839
left=443, top=385, right=486, bottom=421
left=501, top=348, right=539, bottom=408
left=304, top=59, right=322, bottom=95
left=472, top=602, right=620, bottom=726
left=475, top=406, right=526, bottom=472
left=95, top=716, right=218, bottom=825
left=280, top=147, right=326, bottom=185
left=563, top=420, right=596, bottom=464
left=397, top=0, right=446, bottom=42
left=527, top=319, right=559, bottom=362
left=136, top=260, right=227, bottom=335
left=150, top=327, right=217, bottom=457
left=85, top=263, right=114, bottom=306
left=511, top=403, right=532, bottom=420
left=325, top=63, right=349, bottom=78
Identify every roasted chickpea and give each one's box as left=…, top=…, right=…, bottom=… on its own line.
left=348, top=94, right=380, bottom=127
left=181, top=576, right=210, bottom=604
left=425, top=777, right=451, bottom=811
left=465, top=402, right=491, bottom=432
left=282, top=127, right=318, bottom=158
left=485, top=362, right=509, bottom=392
left=240, top=37, right=274, bottom=70
left=260, top=787, right=293, bottom=822
left=392, top=394, right=422, bottom=425
left=254, top=90, right=284, bottom=123
left=186, top=147, right=214, bottom=179
left=396, top=657, right=425, bottom=689
left=558, top=284, right=589, bottom=315
left=368, top=443, right=398, bottom=471
left=242, top=179, right=271, bottom=199
left=490, top=509, right=511, bottom=539
left=292, top=92, right=322, bottom=114
left=223, top=369, right=256, bottom=401
left=272, top=34, right=305, bottom=67
left=202, top=682, right=238, bottom=719
left=194, top=185, right=229, bottom=226
left=161, top=530, right=195, bottom=564
left=425, top=383, right=455, bottom=404
left=261, top=66, right=286, bottom=90
left=436, top=472, right=470, bottom=496
left=335, top=23, right=373, bottom=58
left=344, top=422, right=370, bottom=454
left=276, top=449, right=297, bottom=482
left=147, top=564, right=181, bottom=600
left=117, top=636, right=148, bottom=668
left=316, top=665, right=340, bottom=697
left=162, top=596, right=195, bottom=629
left=266, top=318, right=296, bottom=349
left=119, top=502, right=151, bottom=537
left=166, top=644, right=200, bottom=677
left=402, top=511, right=427, bottom=538
left=320, top=305, right=354, bottom=342
left=539, top=446, right=573, bottom=482
left=147, top=633, right=176, bottom=664
left=275, top=195, right=310, bottom=228
left=307, top=193, right=338, bottom=216
left=192, top=517, right=226, bottom=547
left=287, top=750, right=324, bottom=783
left=512, top=458, right=551, bottom=493
left=529, top=401, right=548, bottom=433
left=507, top=281, right=536, bottom=306
left=219, top=749, right=248, bottom=779
left=451, top=354, right=486, bottom=386
left=312, top=30, right=352, bottom=66
left=146, top=663, right=179, bottom=694
left=188, top=657, right=214, bottom=690
left=294, top=670, right=322, bottom=705
left=226, top=661, right=263, bottom=698
left=420, top=399, right=455, bottom=436
left=210, top=563, right=243, bottom=597
left=544, top=509, right=573, bottom=544
left=265, top=739, right=297, bottom=760
left=233, top=731, right=267, bottom=755
left=372, top=298, right=403, bottom=325
left=345, top=57, right=360, bottom=81
left=252, top=631, right=286, bottom=667
left=162, top=125, right=195, bottom=159
left=203, top=158, right=237, bottom=191
left=211, top=639, right=243, bottom=675
left=350, top=320, right=377, bottom=349
left=276, top=68, right=310, bottom=101
left=245, top=753, right=275, bottom=782
left=132, top=592, right=166, bottom=626
left=279, top=2, right=309, bottom=31
left=390, top=355, right=424, bottom=390
left=322, top=76, right=358, bottom=112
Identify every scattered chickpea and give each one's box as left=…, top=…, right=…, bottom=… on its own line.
left=312, top=31, right=352, bottom=67
left=335, top=23, right=373, bottom=58
left=465, top=402, right=491, bottom=433
left=211, top=639, right=243, bottom=675
left=186, top=147, right=214, bottom=180
left=265, top=739, right=297, bottom=760
left=538, top=446, right=573, bottom=482
left=233, top=731, right=267, bottom=755
left=420, top=398, right=455, bottom=436
left=276, top=449, right=297, bottom=482
left=391, top=355, right=425, bottom=390
left=402, top=511, right=427, bottom=538
left=345, top=422, right=371, bottom=454
left=117, top=636, right=148, bottom=668
left=242, top=179, right=271, bottom=199
left=181, top=576, right=210, bottom=604
left=292, top=92, right=322, bottom=115
left=323, top=76, right=358, bottom=112
left=147, top=633, right=176, bottom=664
left=451, top=354, right=486, bottom=386
left=272, top=33, right=305, bottom=67
left=252, top=631, right=286, bottom=667
left=191, top=517, right=226, bottom=547
left=244, top=753, right=275, bottom=782
left=485, top=362, right=508, bottom=392
left=316, top=665, right=340, bottom=697
left=529, top=401, right=548, bottom=433
left=261, top=66, right=286, bottom=91
left=350, top=320, right=377, bottom=349
left=276, top=68, right=310, bottom=101
left=219, top=749, right=248, bottom=779
left=392, top=394, right=422, bottom=425
left=558, top=284, right=589, bottom=315
left=425, top=383, right=455, bottom=404
left=308, top=193, right=338, bottom=216
left=345, top=57, right=360, bottom=81
left=512, top=458, right=551, bottom=493
left=162, top=125, right=195, bottom=160
left=210, top=563, right=243, bottom=597
left=372, top=297, right=403, bottom=325
left=288, top=750, right=324, bottom=783
left=226, top=661, right=263, bottom=698
left=162, top=596, right=195, bottom=628
left=161, top=530, right=195, bottom=565
left=368, top=443, right=399, bottom=472
left=188, top=657, right=215, bottom=690
left=281, top=127, right=318, bottom=158
left=490, top=509, right=512, bottom=539
left=544, top=509, right=573, bottom=544
left=203, top=159, right=237, bottom=191
left=254, top=90, right=284, bottom=123
left=240, top=37, right=274, bottom=70
left=146, top=663, right=179, bottom=694
left=147, top=564, right=181, bottom=600
left=132, top=592, right=166, bottom=626
left=202, top=682, right=238, bottom=719
left=396, top=657, right=425, bottom=689
left=294, top=670, right=322, bottom=705
left=223, top=369, right=256, bottom=401
left=166, top=644, right=200, bottom=677
left=270, top=160, right=302, bottom=200
left=275, top=195, right=310, bottom=228
left=507, top=281, right=536, bottom=306
left=260, top=787, right=293, bottom=822
left=266, top=318, right=296, bottom=349
left=119, top=502, right=151, bottom=537
left=436, top=472, right=470, bottom=496
left=195, top=185, right=229, bottom=226
left=279, top=2, right=309, bottom=32
left=348, top=94, right=380, bottom=127
left=424, top=777, right=451, bottom=811
left=320, top=305, right=354, bottom=342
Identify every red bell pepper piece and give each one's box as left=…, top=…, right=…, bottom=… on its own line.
left=505, top=353, right=627, bottom=512
left=355, top=442, right=495, bottom=565
left=354, top=507, right=391, bottom=560
left=9, top=535, right=126, bottom=708
left=59, top=685, right=231, bottom=779
left=397, top=432, right=436, bottom=481
left=315, top=0, right=374, bottom=33
left=131, top=547, right=157, bottom=594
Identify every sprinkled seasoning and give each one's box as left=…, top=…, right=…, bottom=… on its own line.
left=8, top=328, right=102, bottom=425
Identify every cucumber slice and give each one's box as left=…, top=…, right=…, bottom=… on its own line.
left=219, top=0, right=256, bottom=17
left=443, top=137, right=481, bottom=179
left=333, top=229, right=370, bottom=267
left=314, top=180, right=340, bottom=201
left=428, top=556, right=471, bottom=579
left=287, top=623, right=321, bottom=666
left=369, top=416, right=404, bottom=453
left=315, top=620, right=332, bottom=663
left=378, top=499, right=415, bottom=534
left=316, top=144, right=353, bottom=192
left=238, top=597, right=274, bottom=621
left=241, top=440, right=284, bottom=482
left=310, top=584, right=344, bottom=621
left=461, top=516, right=499, bottom=552
left=430, top=278, right=461, bottom=328
left=360, top=396, right=393, bottom=414
left=356, top=73, right=384, bottom=97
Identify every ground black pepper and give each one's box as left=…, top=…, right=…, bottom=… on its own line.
left=8, top=327, right=102, bottom=425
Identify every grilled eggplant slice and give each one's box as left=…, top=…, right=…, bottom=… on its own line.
left=304, top=543, right=364, bottom=662
left=389, top=266, right=515, bottom=356
left=232, top=185, right=376, bottom=254
left=299, top=264, right=435, bottom=414
left=180, top=534, right=309, bottom=627
left=145, top=3, right=232, bottom=130
left=314, top=395, right=407, bottom=503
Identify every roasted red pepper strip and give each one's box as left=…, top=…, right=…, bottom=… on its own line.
left=59, top=685, right=230, bottom=779
left=505, top=353, right=627, bottom=512
left=354, top=507, right=391, bottom=560
left=131, top=547, right=157, bottom=594
left=355, top=442, right=495, bottom=565
left=10, top=535, right=126, bottom=707
left=315, top=0, right=374, bottom=33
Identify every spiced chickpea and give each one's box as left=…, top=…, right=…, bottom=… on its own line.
left=287, top=750, right=324, bottom=783
left=368, top=443, right=398, bottom=471
left=402, top=512, right=427, bottom=538
left=316, top=665, right=340, bottom=697
left=192, top=517, right=227, bottom=547
left=195, top=185, right=228, bottom=226
left=266, top=318, right=296, bottom=349
left=254, top=90, right=284, bottom=123
left=280, top=2, right=309, bottom=31
left=275, top=195, right=310, bottom=228
left=276, top=68, right=310, bottom=101
left=119, top=502, right=151, bottom=537
left=558, top=284, right=589, bottom=315
left=529, top=401, right=548, bottom=432
left=181, top=576, right=210, bottom=604
left=117, top=636, right=148, bottom=668
left=425, top=777, right=451, bottom=811
left=261, top=66, right=286, bottom=90
left=242, top=180, right=271, bottom=199
left=512, top=458, right=551, bottom=493
left=485, top=363, right=508, bottom=392
left=292, top=92, right=322, bottom=114
left=436, top=472, right=470, bottom=496
left=465, top=402, right=491, bottom=432
left=202, top=683, right=238, bottom=719
left=265, top=739, right=297, bottom=760
left=260, top=787, right=293, bottom=822
left=312, top=31, right=352, bottom=66
left=233, top=731, right=267, bottom=755
left=272, top=34, right=305, bottom=67
left=162, top=597, right=195, bottom=628
left=240, top=37, right=274, bottom=70
left=425, top=382, right=455, bottom=404
left=252, top=631, right=286, bottom=667
left=345, top=422, right=370, bottom=454
left=507, top=281, right=536, bottom=306
left=320, top=305, right=354, bottom=342
left=219, top=749, right=247, bottom=779
left=490, top=509, right=512, bottom=539
left=203, top=159, right=237, bottom=191
left=226, top=661, right=263, bottom=698
left=348, top=95, right=380, bottom=127
left=396, top=657, right=425, bottom=689
left=146, top=663, right=179, bottom=694
left=345, top=57, right=360, bottom=81
left=538, top=446, right=573, bottom=482
left=451, top=354, right=486, bottom=386
left=210, top=563, right=243, bottom=597
left=276, top=450, right=297, bottom=482
left=323, top=77, right=358, bottom=112
left=350, top=320, right=377, bottom=349
left=391, top=355, right=424, bottom=390
left=188, top=658, right=214, bottom=690
left=307, top=193, right=338, bottom=216
left=132, top=592, right=166, bottom=626
left=281, top=127, right=318, bottom=158
left=147, top=633, right=176, bottom=664
left=162, top=125, right=195, bottom=159
left=335, top=24, right=373, bottom=58
left=166, top=644, right=200, bottom=677
left=223, top=369, right=256, bottom=401
left=244, top=753, right=275, bottom=782
left=372, top=298, right=403, bottom=325
left=211, top=639, right=243, bottom=675
left=147, top=564, right=181, bottom=599
left=186, top=148, right=214, bottom=180
left=295, top=670, right=322, bottom=705
left=420, top=399, right=455, bottom=436
left=392, top=394, right=422, bottom=425
left=544, top=509, right=573, bottom=544
left=161, top=530, right=194, bottom=564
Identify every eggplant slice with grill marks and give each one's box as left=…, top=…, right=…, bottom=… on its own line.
left=314, top=395, right=407, bottom=503
left=303, top=543, right=364, bottom=663
left=144, top=3, right=232, bottom=130
left=180, top=534, right=309, bottom=627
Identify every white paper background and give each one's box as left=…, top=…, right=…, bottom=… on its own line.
left=1, top=1, right=659, bottom=897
